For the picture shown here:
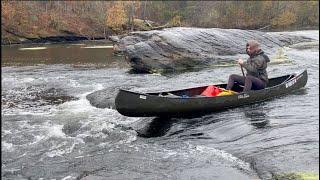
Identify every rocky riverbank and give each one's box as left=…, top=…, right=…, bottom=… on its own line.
left=110, top=27, right=317, bottom=73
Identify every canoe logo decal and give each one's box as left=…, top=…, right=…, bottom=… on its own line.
left=285, top=78, right=297, bottom=88
left=139, top=95, right=147, bottom=100
left=238, top=94, right=249, bottom=99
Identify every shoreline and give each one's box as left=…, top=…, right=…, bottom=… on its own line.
left=1, top=36, right=110, bottom=46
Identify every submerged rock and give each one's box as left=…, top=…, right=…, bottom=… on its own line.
left=2, top=86, right=79, bottom=109
left=112, top=27, right=314, bottom=73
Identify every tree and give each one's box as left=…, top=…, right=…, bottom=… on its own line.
left=106, top=2, right=126, bottom=33
left=272, top=10, right=297, bottom=28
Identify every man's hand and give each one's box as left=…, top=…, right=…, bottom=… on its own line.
left=237, top=58, right=244, bottom=65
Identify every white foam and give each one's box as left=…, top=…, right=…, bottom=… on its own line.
left=162, top=150, right=178, bottom=158
left=22, top=77, right=35, bottom=83
left=195, top=145, right=252, bottom=171
left=57, top=86, right=124, bottom=124
left=29, top=135, right=46, bottom=145
left=61, top=175, right=76, bottom=180
left=81, top=45, right=114, bottom=49
left=2, top=141, right=14, bottom=152
left=67, top=79, right=81, bottom=88
left=56, top=83, right=105, bottom=113
left=149, top=143, right=252, bottom=173
left=45, top=137, right=82, bottom=158
left=74, top=135, right=86, bottom=144
left=58, top=96, right=101, bottom=114
left=74, top=155, right=84, bottom=159
left=46, top=149, right=66, bottom=157
left=2, top=130, right=12, bottom=135
left=19, top=47, right=47, bottom=50
left=3, top=109, right=54, bottom=116
left=47, top=125, right=66, bottom=138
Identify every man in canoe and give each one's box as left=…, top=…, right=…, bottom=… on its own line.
left=226, top=40, right=270, bottom=92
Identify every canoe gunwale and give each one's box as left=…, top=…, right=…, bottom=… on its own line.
left=118, top=72, right=299, bottom=98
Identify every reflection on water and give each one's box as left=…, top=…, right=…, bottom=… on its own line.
left=1, top=41, right=128, bottom=68
left=290, top=88, right=308, bottom=95
left=244, top=111, right=269, bottom=128
left=137, top=114, right=226, bottom=138
left=243, top=104, right=270, bottom=129
left=137, top=117, right=175, bottom=138
left=136, top=104, right=272, bottom=138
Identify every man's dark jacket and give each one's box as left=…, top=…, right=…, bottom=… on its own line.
left=243, top=50, right=270, bottom=83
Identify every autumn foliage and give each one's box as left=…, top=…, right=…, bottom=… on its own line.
left=106, top=2, right=126, bottom=32
left=1, top=1, right=319, bottom=44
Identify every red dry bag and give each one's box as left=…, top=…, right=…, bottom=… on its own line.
left=200, top=85, right=223, bottom=97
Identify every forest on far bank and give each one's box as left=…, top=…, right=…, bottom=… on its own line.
left=1, top=1, right=319, bottom=44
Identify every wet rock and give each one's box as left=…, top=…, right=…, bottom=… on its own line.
left=86, top=85, right=139, bottom=109
left=109, top=35, right=120, bottom=43
left=113, top=27, right=314, bottom=73
left=86, top=87, right=119, bottom=109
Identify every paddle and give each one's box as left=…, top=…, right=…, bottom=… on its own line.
left=239, top=65, right=246, bottom=91
left=240, top=64, right=245, bottom=78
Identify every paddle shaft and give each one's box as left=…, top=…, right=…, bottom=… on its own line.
left=240, top=65, right=245, bottom=78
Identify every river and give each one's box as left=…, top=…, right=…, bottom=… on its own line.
left=1, top=30, right=319, bottom=180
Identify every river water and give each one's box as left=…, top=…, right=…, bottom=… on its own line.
left=1, top=31, right=319, bottom=180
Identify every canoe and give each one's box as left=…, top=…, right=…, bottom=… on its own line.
left=115, top=70, right=307, bottom=117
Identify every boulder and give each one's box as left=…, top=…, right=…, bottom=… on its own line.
left=113, top=27, right=314, bottom=73
left=86, top=87, right=118, bottom=109
left=86, top=85, right=138, bottom=109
